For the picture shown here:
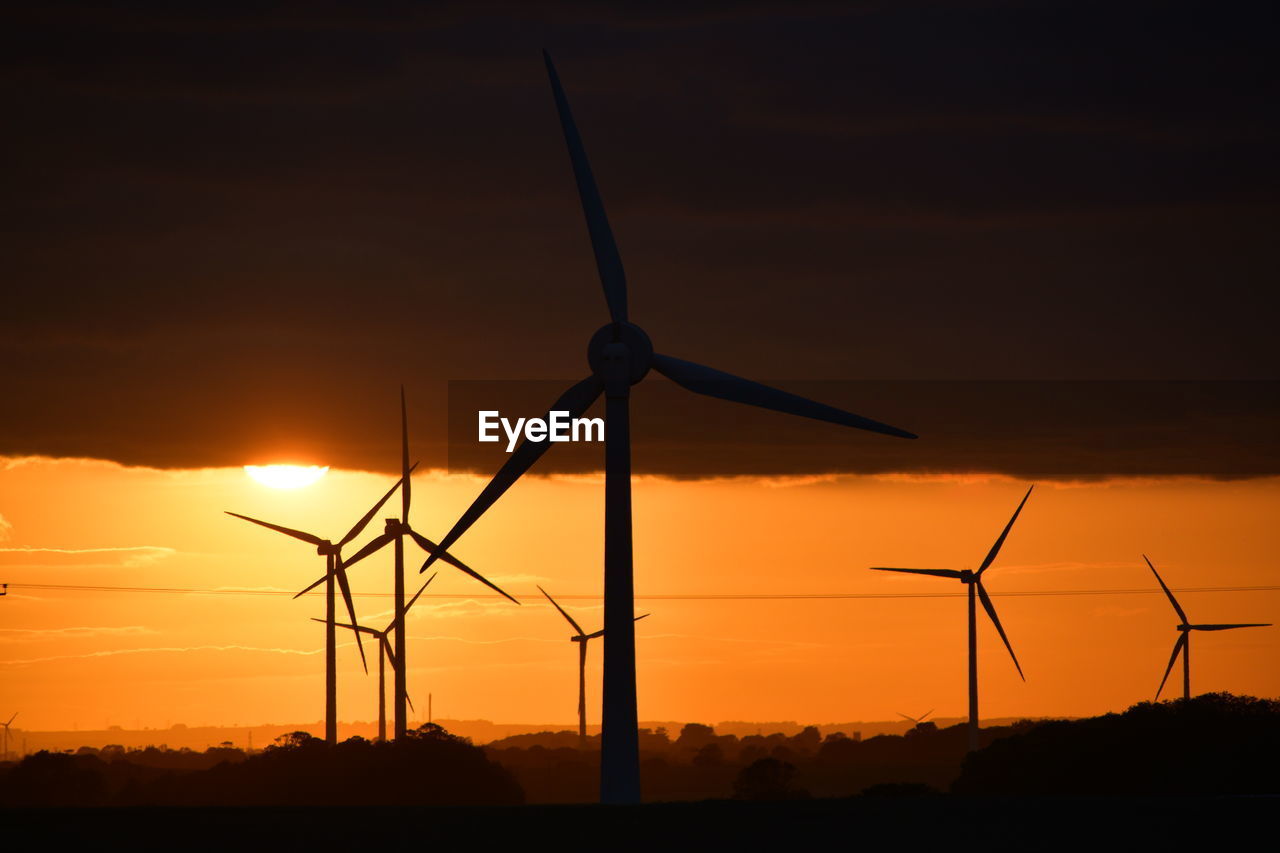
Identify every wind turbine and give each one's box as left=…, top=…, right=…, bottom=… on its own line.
left=226, top=469, right=411, bottom=744
left=1, top=713, right=15, bottom=761
left=314, top=574, right=437, bottom=742
left=1145, top=555, right=1271, bottom=701
left=896, top=709, right=934, bottom=726
left=297, top=391, right=520, bottom=740
left=539, top=586, right=648, bottom=746
left=420, top=52, right=917, bottom=804
left=871, top=485, right=1033, bottom=752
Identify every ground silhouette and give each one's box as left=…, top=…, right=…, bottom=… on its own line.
left=953, top=692, right=1280, bottom=795
left=0, top=723, right=522, bottom=807
left=4, top=696, right=1276, bottom=807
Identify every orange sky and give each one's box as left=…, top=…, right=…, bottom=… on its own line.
left=1, top=456, right=1277, bottom=732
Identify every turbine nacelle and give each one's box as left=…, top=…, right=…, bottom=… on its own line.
left=959, top=570, right=976, bottom=584
left=588, top=322, right=653, bottom=384
left=316, top=540, right=338, bottom=557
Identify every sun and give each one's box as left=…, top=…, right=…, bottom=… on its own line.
left=244, top=464, right=329, bottom=489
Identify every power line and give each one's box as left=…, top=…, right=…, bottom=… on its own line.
left=4, top=582, right=1279, bottom=601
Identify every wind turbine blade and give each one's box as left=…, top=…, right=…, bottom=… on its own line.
left=581, top=612, right=645, bottom=642
left=406, top=527, right=490, bottom=583
left=405, top=692, right=416, bottom=714
left=543, top=50, right=627, bottom=324
left=422, top=375, right=604, bottom=572
left=538, top=586, right=586, bottom=635
left=5, top=712, right=16, bottom=726
left=896, top=712, right=915, bottom=722
left=294, top=573, right=327, bottom=599
left=294, top=531, right=392, bottom=599
left=919, top=710, right=933, bottom=722
left=427, top=556, right=519, bottom=605
left=1144, top=555, right=1188, bottom=623
left=869, top=567, right=964, bottom=579
left=338, top=463, right=419, bottom=548
left=381, top=634, right=395, bottom=668
left=342, top=532, right=396, bottom=571
left=651, top=353, right=916, bottom=439
left=225, top=512, right=325, bottom=547
left=405, top=529, right=517, bottom=603
left=401, top=385, right=411, bottom=519
left=1189, top=623, right=1271, bottom=631
left=1155, top=633, right=1187, bottom=700
left=386, top=574, right=438, bottom=635
left=977, top=581, right=1024, bottom=680
left=311, top=618, right=380, bottom=638
left=977, top=485, right=1034, bottom=576
left=334, top=566, right=367, bottom=673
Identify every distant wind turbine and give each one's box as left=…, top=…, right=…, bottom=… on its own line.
left=314, top=574, right=437, bottom=742
left=539, top=586, right=648, bottom=746
left=871, top=485, right=1033, bottom=752
left=420, top=50, right=917, bottom=805
left=897, top=709, right=934, bottom=726
left=226, top=470, right=412, bottom=744
left=295, top=389, right=518, bottom=741
left=2, top=712, right=15, bottom=761
left=1144, top=555, right=1271, bottom=701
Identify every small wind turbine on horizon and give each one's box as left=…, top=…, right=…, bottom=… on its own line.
left=539, top=586, right=648, bottom=746
left=295, top=389, right=518, bottom=741
left=2, top=712, right=16, bottom=761
left=871, top=485, right=1033, bottom=752
left=225, top=470, right=412, bottom=744
left=897, top=709, right=934, bottom=726
left=419, top=51, right=917, bottom=805
left=314, top=574, right=437, bottom=742
left=1145, top=555, right=1271, bottom=701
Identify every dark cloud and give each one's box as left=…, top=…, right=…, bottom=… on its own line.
left=3, top=1, right=1278, bottom=476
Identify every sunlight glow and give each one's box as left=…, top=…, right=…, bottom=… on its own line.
left=244, top=465, right=329, bottom=489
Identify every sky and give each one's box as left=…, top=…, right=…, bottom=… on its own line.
left=1, top=1, right=1278, bottom=732
left=2, top=459, right=1278, bottom=732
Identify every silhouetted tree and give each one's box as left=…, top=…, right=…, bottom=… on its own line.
left=676, top=723, right=716, bottom=750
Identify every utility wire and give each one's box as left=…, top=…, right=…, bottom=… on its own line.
left=4, top=582, right=1279, bottom=601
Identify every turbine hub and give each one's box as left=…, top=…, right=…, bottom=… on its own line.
left=316, top=540, right=338, bottom=556
left=959, top=570, right=976, bottom=583
left=587, top=322, right=652, bottom=384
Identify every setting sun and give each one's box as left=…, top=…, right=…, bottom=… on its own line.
left=244, top=464, right=329, bottom=489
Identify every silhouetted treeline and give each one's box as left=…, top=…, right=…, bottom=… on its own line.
left=6, top=696, right=1276, bottom=806
left=0, top=723, right=522, bottom=807
left=954, top=693, right=1280, bottom=795
left=485, top=718, right=1029, bottom=802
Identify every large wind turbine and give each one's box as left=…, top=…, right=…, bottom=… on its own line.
left=315, top=575, right=437, bottom=742
left=539, top=586, right=648, bottom=746
left=226, top=470, right=411, bottom=744
left=1145, top=555, right=1271, bottom=701
left=2, top=712, right=16, bottom=761
left=871, top=485, right=1033, bottom=752
left=421, top=52, right=917, bottom=804
left=293, top=390, right=518, bottom=741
